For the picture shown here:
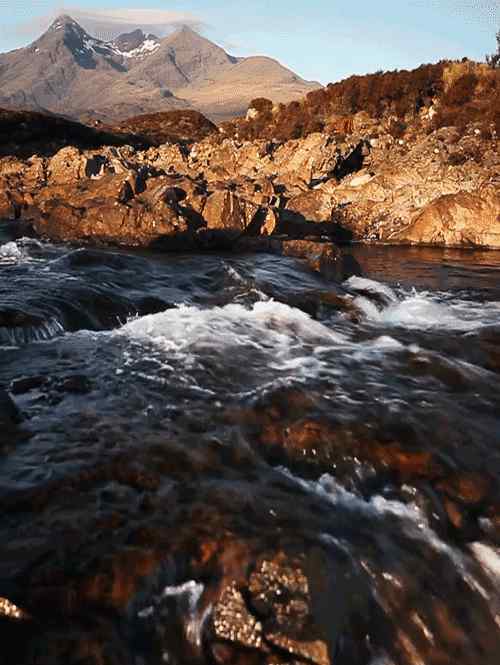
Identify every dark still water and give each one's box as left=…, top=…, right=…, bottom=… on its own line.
left=1, top=223, right=499, bottom=665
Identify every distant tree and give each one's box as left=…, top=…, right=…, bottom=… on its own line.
left=486, top=30, right=500, bottom=68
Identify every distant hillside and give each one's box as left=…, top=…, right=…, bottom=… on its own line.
left=221, top=60, right=500, bottom=141
left=0, top=15, right=320, bottom=123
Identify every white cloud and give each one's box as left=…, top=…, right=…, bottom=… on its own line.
left=69, top=7, right=207, bottom=40
left=69, top=8, right=200, bottom=26
left=11, top=6, right=207, bottom=43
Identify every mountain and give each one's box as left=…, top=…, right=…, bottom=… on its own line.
left=111, top=29, right=161, bottom=59
left=0, top=15, right=320, bottom=122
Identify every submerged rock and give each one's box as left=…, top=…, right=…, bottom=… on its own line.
left=0, top=389, right=21, bottom=427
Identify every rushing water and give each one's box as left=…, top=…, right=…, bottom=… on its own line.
left=1, top=221, right=500, bottom=664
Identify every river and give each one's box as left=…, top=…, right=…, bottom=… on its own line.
left=1, top=222, right=499, bottom=665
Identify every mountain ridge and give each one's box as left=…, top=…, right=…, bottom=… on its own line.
left=0, top=15, right=320, bottom=122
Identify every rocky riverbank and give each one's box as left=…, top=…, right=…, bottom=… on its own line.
left=1, top=102, right=499, bottom=256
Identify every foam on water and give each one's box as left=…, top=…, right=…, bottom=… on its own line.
left=471, top=543, right=500, bottom=582
left=120, top=300, right=345, bottom=352
left=115, top=301, right=354, bottom=396
left=137, top=580, right=210, bottom=659
left=377, top=295, right=479, bottom=330
left=0, top=238, right=49, bottom=266
left=279, top=470, right=498, bottom=602
left=346, top=276, right=499, bottom=331
left=0, top=241, right=23, bottom=264
left=345, top=276, right=398, bottom=303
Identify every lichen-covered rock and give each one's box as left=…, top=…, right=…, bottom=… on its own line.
left=211, top=549, right=335, bottom=665
left=0, top=178, right=24, bottom=219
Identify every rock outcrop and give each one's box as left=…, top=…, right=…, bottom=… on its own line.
left=395, top=187, right=500, bottom=248
left=1, top=58, right=499, bottom=251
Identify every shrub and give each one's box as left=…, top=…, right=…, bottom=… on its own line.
left=249, top=98, right=273, bottom=113
left=486, top=30, right=500, bottom=68
left=448, top=151, right=467, bottom=166
left=221, top=59, right=499, bottom=142
left=388, top=119, right=407, bottom=139
left=442, top=73, right=478, bottom=106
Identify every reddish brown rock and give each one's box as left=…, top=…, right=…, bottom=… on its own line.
left=279, top=240, right=342, bottom=278
left=437, top=472, right=493, bottom=506
left=286, top=190, right=335, bottom=223
left=0, top=182, right=22, bottom=219
left=211, top=548, right=335, bottom=665
left=203, top=189, right=260, bottom=233
left=31, top=173, right=201, bottom=247
left=395, top=187, right=500, bottom=248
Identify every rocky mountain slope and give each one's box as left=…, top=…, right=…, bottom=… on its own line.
left=0, top=15, right=319, bottom=122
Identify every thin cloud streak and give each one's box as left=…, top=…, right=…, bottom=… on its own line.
left=11, top=6, right=208, bottom=42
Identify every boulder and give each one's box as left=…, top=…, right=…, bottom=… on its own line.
left=286, top=190, right=335, bottom=222
left=203, top=189, right=256, bottom=232
left=272, top=133, right=340, bottom=183
left=31, top=173, right=201, bottom=248
left=47, top=147, right=89, bottom=185
left=396, top=187, right=500, bottom=248
left=278, top=240, right=342, bottom=278
left=0, top=178, right=24, bottom=219
left=211, top=548, right=340, bottom=665
left=142, top=143, right=189, bottom=175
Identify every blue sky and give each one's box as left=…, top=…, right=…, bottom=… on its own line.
left=1, top=1, right=498, bottom=83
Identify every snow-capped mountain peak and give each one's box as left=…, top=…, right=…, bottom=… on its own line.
left=110, top=29, right=161, bottom=60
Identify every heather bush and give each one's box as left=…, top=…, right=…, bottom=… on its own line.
left=388, top=119, right=407, bottom=139
left=249, top=98, right=273, bottom=113
left=486, top=30, right=500, bottom=68
left=223, top=59, right=498, bottom=142
left=442, top=73, right=478, bottom=106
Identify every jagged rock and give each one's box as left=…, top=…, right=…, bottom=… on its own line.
left=31, top=173, right=201, bottom=247
left=212, top=581, right=263, bottom=649
left=279, top=240, right=341, bottom=278
left=0, top=178, right=24, bottom=219
left=203, top=189, right=257, bottom=232
left=395, top=187, right=500, bottom=248
left=23, top=156, right=47, bottom=189
left=248, top=555, right=330, bottom=665
left=272, top=133, right=339, bottom=183
left=211, top=549, right=336, bottom=665
left=142, top=144, right=190, bottom=175
left=286, top=190, right=335, bottom=223
left=47, top=147, right=86, bottom=185
left=2, top=95, right=499, bottom=250
left=261, top=208, right=279, bottom=236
